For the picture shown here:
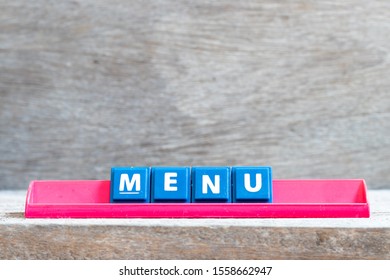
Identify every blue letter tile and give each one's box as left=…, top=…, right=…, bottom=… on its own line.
left=110, top=167, right=150, bottom=203
left=151, top=167, right=191, bottom=202
left=232, top=166, right=272, bottom=202
left=192, top=167, right=231, bottom=202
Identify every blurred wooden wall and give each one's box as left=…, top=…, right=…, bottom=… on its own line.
left=1, top=0, right=389, bottom=190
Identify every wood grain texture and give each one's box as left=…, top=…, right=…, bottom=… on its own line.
left=1, top=1, right=389, bottom=190
left=0, top=190, right=389, bottom=259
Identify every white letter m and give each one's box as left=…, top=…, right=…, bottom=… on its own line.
left=119, top=173, right=141, bottom=194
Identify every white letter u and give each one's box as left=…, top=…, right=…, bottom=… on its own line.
left=244, top=173, right=262, bottom=192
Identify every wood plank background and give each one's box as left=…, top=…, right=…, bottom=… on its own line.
left=1, top=0, right=389, bottom=190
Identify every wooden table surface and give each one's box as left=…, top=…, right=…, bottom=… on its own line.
left=1, top=190, right=389, bottom=259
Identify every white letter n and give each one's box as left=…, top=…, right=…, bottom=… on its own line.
left=202, top=175, right=220, bottom=194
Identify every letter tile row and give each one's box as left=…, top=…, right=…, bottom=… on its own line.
left=110, top=166, right=272, bottom=203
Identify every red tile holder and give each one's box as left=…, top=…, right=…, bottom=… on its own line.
left=24, top=179, right=370, bottom=218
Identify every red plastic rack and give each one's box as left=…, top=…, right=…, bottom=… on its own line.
left=24, top=179, right=370, bottom=218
